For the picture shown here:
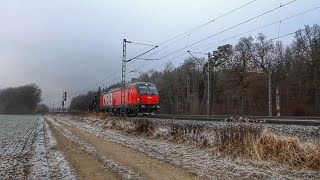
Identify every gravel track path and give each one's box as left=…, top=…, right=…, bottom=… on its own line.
left=53, top=115, right=320, bottom=180
left=47, top=117, right=199, bottom=180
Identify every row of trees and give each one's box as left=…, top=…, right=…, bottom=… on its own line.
left=0, top=84, right=47, bottom=114
left=69, top=24, right=320, bottom=116
left=139, top=24, right=320, bottom=116
left=69, top=91, right=97, bottom=111
left=69, top=83, right=122, bottom=111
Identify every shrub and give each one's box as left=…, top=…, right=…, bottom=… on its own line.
left=213, top=124, right=263, bottom=156
left=132, top=119, right=157, bottom=136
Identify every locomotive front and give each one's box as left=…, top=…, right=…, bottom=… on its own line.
left=132, top=82, right=160, bottom=116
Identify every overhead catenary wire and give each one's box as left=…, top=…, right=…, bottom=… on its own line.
left=162, top=31, right=298, bottom=70
left=69, top=0, right=316, bottom=101
left=101, top=76, right=122, bottom=88
left=196, top=6, right=320, bottom=53
left=67, top=41, right=158, bottom=99
left=143, top=0, right=258, bottom=60
left=130, top=1, right=313, bottom=74
left=157, top=0, right=258, bottom=47
left=70, top=75, right=122, bottom=100
left=154, top=0, right=297, bottom=61
left=127, top=41, right=158, bottom=47
left=69, top=72, right=118, bottom=97
left=136, top=6, right=319, bottom=73
left=70, top=40, right=157, bottom=98
left=267, top=31, right=296, bottom=42
left=126, top=45, right=158, bottom=62
left=79, top=0, right=266, bottom=89
left=122, top=3, right=318, bottom=73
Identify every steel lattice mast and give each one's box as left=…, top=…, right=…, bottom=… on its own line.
left=120, top=39, right=158, bottom=116
left=120, top=39, right=127, bottom=116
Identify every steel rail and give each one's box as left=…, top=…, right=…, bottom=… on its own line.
left=151, top=114, right=320, bottom=126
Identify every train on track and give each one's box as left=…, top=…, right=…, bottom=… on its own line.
left=98, top=82, right=160, bottom=116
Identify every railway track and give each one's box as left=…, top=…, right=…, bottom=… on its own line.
left=152, top=114, right=320, bottom=126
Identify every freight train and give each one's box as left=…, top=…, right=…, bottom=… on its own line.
left=98, top=82, right=160, bottom=116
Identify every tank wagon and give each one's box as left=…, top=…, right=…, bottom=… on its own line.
left=99, top=82, right=160, bottom=116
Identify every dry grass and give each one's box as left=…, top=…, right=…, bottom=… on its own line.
left=213, top=124, right=262, bottom=156
left=132, top=119, right=158, bottom=136
left=170, top=123, right=209, bottom=147
left=210, top=124, right=320, bottom=169
left=253, top=130, right=320, bottom=169
left=68, top=113, right=158, bottom=136
left=65, top=113, right=320, bottom=170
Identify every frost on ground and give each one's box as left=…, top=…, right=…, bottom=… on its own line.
left=44, top=118, right=76, bottom=180
left=0, top=115, right=75, bottom=179
left=0, top=115, right=38, bottom=179
left=54, top=115, right=320, bottom=180
left=46, top=117, right=142, bottom=180
left=30, top=117, right=50, bottom=179
left=148, top=118, right=320, bottom=142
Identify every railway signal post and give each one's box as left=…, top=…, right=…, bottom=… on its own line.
left=62, top=91, right=67, bottom=112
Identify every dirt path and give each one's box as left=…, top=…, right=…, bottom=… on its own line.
left=48, top=121, right=120, bottom=180
left=48, top=118, right=200, bottom=180
left=64, top=123, right=200, bottom=180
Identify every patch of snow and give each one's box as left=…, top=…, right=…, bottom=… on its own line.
left=30, top=117, right=50, bottom=179
left=0, top=115, right=38, bottom=179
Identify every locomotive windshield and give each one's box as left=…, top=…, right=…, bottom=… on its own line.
left=138, top=84, right=158, bottom=95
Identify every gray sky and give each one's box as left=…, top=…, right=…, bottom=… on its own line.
left=0, top=0, right=319, bottom=106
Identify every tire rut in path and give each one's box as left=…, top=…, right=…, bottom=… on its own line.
left=61, top=122, right=201, bottom=180
left=47, top=120, right=120, bottom=180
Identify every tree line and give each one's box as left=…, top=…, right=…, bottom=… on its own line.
left=70, top=24, right=320, bottom=116
left=0, top=84, right=47, bottom=114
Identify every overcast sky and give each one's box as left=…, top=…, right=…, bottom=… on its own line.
left=0, top=0, right=319, bottom=107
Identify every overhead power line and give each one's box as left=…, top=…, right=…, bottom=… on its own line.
left=196, top=6, right=320, bottom=53
left=127, top=45, right=158, bottom=62
left=157, top=0, right=258, bottom=46
left=127, top=41, right=158, bottom=47
left=101, top=76, right=121, bottom=88
left=70, top=0, right=308, bottom=99
left=129, top=0, right=305, bottom=73
left=86, top=0, right=261, bottom=88
left=69, top=72, right=118, bottom=97
left=155, top=0, right=297, bottom=61
left=143, top=0, right=258, bottom=60
left=160, top=31, right=298, bottom=70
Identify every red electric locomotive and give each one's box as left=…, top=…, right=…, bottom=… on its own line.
left=99, top=82, right=160, bottom=116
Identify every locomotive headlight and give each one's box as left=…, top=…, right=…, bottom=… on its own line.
left=137, top=98, right=140, bottom=103
left=156, top=98, right=159, bottom=104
